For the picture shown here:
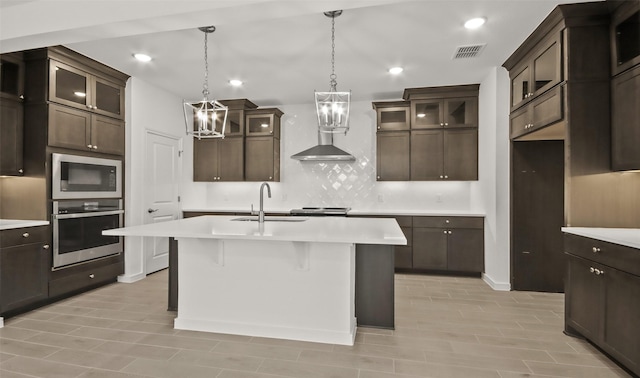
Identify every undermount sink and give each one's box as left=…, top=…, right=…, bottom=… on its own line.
left=231, top=216, right=307, bottom=222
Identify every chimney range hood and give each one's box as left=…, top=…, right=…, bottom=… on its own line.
left=291, top=131, right=355, bottom=162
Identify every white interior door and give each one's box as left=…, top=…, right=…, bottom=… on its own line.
left=144, top=131, right=181, bottom=274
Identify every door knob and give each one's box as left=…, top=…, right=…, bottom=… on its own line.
left=148, top=208, right=159, bottom=213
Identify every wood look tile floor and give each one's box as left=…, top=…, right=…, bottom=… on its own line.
left=0, top=270, right=633, bottom=378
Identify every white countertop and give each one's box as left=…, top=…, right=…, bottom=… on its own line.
left=181, top=207, right=485, bottom=217
left=104, top=215, right=407, bottom=245
left=0, top=219, right=49, bottom=231
left=562, top=227, right=640, bottom=249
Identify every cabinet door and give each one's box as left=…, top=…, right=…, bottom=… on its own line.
left=1, top=54, right=25, bottom=101
left=511, top=64, right=531, bottom=110
left=246, top=113, right=276, bottom=137
left=245, top=137, right=276, bottom=181
left=91, top=115, right=125, bottom=155
left=447, top=228, right=484, bottom=272
left=92, top=77, right=124, bottom=120
left=510, top=104, right=531, bottom=139
left=48, top=104, right=91, bottom=151
left=611, top=65, right=640, bottom=171
left=193, top=138, right=219, bottom=181
left=376, top=131, right=410, bottom=181
left=395, top=226, right=413, bottom=269
left=565, top=255, right=603, bottom=340
left=602, top=268, right=640, bottom=375
left=0, top=243, right=49, bottom=314
left=410, top=130, right=443, bottom=180
left=411, top=99, right=443, bottom=129
left=0, top=99, right=24, bottom=175
left=218, top=137, right=244, bottom=181
left=412, top=228, right=447, bottom=270
left=444, top=129, right=478, bottom=180
left=443, top=97, right=478, bottom=128
left=49, top=60, right=91, bottom=111
left=530, top=85, right=563, bottom=132
left=531, top=35, right=561, bottom=97
left=376, top=106, right=410, bottom=131
left=224, top=109, right=245, bottom=136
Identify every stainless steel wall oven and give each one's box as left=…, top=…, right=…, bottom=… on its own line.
left=52, top=199, right=124, bottom=268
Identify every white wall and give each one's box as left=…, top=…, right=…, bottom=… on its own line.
left=471, top=67, right=511, bottom=290
left=121, top=77, right=185, bottom=282
left=125, top=73, right=512, bottom=289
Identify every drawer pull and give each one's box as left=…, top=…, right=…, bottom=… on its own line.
left=590, top=267, right=595, bottom=273
left=43, top=244, right=50, bottom=249
left=89, top=274, right=95, bottom=279
left=22, top=232, right=30, bottom=238
left=595, top=269, right=604, bottom=276
left=592, top=247, right=600, bottom=253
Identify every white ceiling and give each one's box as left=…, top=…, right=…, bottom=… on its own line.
left=0, top=0, right=599, bottom=106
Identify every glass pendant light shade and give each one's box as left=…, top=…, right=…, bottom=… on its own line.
left=315, top=90, right=350, bottom=134
left=315, top=10, right=351, bottom=135
left=184, top=26, right=228, bottom=139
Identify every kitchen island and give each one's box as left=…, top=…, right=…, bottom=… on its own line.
left=104, top=215, right=406, bottom=345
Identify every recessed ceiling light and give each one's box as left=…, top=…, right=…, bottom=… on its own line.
left=464, top=17, right=486, bottom=29
left=133, top=53, right=152, bottom=62
left=229, top=79, right=243, bottom=87
left=388, top=66, right=404, bottom=75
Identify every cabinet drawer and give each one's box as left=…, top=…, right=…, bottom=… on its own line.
left=0, top=226, right=49, bottom=248
left=413, top=216, right=483, bottom=229
left=564, top=233, right=640, bottom=276
left=49, top=262, right=122, bottom=298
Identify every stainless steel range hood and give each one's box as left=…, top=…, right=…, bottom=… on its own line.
left=291, top=131, right=355, bottom=162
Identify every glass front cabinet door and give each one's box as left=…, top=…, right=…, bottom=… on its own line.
left=49, top=60, right=124, bottom=120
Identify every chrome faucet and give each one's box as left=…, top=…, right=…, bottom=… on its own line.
left=259, top=182, right=271, bottom=223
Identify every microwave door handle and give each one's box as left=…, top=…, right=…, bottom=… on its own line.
left=53, top=209, right=124, bottom=220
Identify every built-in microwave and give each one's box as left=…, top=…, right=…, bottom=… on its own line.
left=52, top=153, right=122, bottom=199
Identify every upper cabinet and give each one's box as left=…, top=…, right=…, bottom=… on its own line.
left=509, top=33, right=562, bottom=111
left=374, top=84, right=479, bottom=182
left=0, top=53, right=25, bottom=176
left=245, top=108, right=283, bottom=137
left=610, top=1, right=640, bottom=76
left=49, top=59, right=125, bottom=120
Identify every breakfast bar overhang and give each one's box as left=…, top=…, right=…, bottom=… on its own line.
left=104, top=215, right=406, bottom=345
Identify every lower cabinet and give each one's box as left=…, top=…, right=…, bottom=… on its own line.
left=0, top=226, right=50, bottom=315
left=49, top=254, right=123, bottom=298
left=564, top=234, right=640, bottom=377
left=412, top=216, right=484, bottom=273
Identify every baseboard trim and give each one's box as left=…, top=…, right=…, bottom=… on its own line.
left=117, top=272, right=146, bottom=283
left=482, top=273, right=511, bottom=291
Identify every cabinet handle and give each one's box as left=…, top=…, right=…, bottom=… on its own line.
left=439, top=175, right=444, bottom=179
left=592, top=247, right=600, bottom=253
left=18, top=168, right=24, bottom=174
left=268, top=176, right=273, bottom=180
left=87, top=144, right=93, bottom=149
left=590, top=267, right=595, bottom=273
left=444, top=123, right=448, bottom=126
left=89, top=274, right=95, bottom=279
left=19, top=94, right=25, bottom=100
left=93, top=145, right=98, bottom=150
left=22, top=232, right=30, bottom=238
left=377, top=176, right=381, bottom=179
left=43, top=244, right=50, bottom=249
left=444, top=175, right=448, bottom=179
left=443, top=230, right=448, bottom=234
left=377, top=126, right=381, bottom=129
left=445, top=220, right=450, bottom=223
left=440, top=123, right=444, bottom=127
left=594, top=269, right=603, bottom=276
left=448, top=230, right=452, bottom=234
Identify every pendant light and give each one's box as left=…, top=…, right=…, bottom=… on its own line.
left=183, top=26, right=228, bottom=139
left=315, top=10, right=351, bottom=135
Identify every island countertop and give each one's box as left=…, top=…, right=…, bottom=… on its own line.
left=104, top=215, right=407, bottom=245
left=561, top=227, right=640, bottom=249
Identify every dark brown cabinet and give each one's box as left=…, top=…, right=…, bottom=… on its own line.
left=48, top=104, right=125, bottom=155
left=49, top=59, right=124, bottom=120
left=376, top=131, right=410, bottom=181
left=509, top=85, right=564, bottom=140
left=509, top=33, right=562, bottom=111
left=565, top=234, right=640, bottom=377
left=245, top=108, right=282, bottom=137
left=0, top=99, right=24, bottom=175
left=394, top=217, right=413, bottom=269
left=412, top=216, right=484, bottom=273
left=375, top=85, right=479, bottom=182
left=0, top=226, right=49, bottom=315
left=373, top=101, right=410, bottom=131
left=1, top=53, right=25, bottom=176
left=245, top=136, right=280, bottom=182
left=611, top=64, right=640, bottom=171
left=193, top=137, right=244, bottom=181
left=610, top=1, right=640, bottom=76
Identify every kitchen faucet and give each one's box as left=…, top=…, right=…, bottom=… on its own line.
left=259, top=182, right=271, bottom=223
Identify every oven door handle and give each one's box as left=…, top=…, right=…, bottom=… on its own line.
left=53, top=209, right=124, bottom=220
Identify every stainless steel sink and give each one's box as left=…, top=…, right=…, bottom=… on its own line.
left=231, top=216, right=307, bottom=222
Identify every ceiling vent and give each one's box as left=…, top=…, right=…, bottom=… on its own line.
left=452, top=44, right=486, bottom=59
